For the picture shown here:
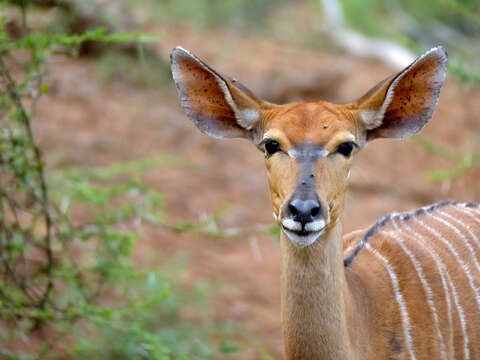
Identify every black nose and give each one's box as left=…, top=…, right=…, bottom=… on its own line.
left=288, top=199, right=321, bottom=226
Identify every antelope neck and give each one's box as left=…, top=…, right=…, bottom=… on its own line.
left=279, top=221, right=360, bottom=360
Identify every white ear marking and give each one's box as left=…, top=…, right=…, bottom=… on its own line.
left=238, top=109, right=259, bottom=129
left=171, top=46, right=260, bottom=132
left=360, top=110, right=382, bottom=130
left=212, top=77, right=259, bottom=130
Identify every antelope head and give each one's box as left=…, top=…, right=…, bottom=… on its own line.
left=171, top=47, right=447, bottom=248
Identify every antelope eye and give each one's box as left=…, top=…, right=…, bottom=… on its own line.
left=336, top=141, right=356, bottom=158
left=264, top=139, right=281, bottom=156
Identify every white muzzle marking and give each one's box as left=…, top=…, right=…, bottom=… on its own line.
left=305, top=219, right=326, bottom=232
left=281, top=218, right=302, bottom=231
left=281, top=218, right=326, bottom=248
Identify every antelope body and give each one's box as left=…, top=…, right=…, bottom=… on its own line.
left=170, top=46, right=480, bottom=359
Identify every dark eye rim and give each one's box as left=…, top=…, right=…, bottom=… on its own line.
left=335, top=141, right=358, bottom=157
left=259, top=138, right=283, bottom=156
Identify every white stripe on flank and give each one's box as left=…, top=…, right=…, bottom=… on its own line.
left=443, top=272, right=467, bottom=360
left=438, top=209, right=480, bottom=251
left=365, top=242, right=416, bottom=360
left=414, top=215, right=474, bottom=359
left=388, top=220, right=447, bottom=359
left=344, top=244, right=355, bottom=254
left=461, top=204, right=480, bottom=213
left=398, top=218, right=462, bottom=359
left=455, top=205, right=480, bottom=227
left=428, top=212, right=480, bottom=275
left=344, top=215, right=393, bottom=258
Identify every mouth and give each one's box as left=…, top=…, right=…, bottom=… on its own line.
left=281, top=218, right=326, bottom=248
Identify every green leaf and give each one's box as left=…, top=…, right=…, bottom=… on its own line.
left=219, top=339, right=241, bottom=354
left=13, top=28, right=164, bottom=52
left=39, top=83, right=49, bottom=94
left=424, top=153, right=477, bottom=182
left=410, top=135, right=452, bottom=158
left=268, top=223, right=281, bottom=240
left=172, top=222, right=194, bottom=233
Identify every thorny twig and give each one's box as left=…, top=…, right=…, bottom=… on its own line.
left=0, top=48, right=54, bottom=308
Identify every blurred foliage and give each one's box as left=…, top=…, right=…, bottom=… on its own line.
left=2, top=0, right=170, bottom=87
left=260, top=349, right=278, bottom=360
left=411, top=135, right=478, bottom=183
left=327, top=0, right=479, bottom=182
left=135, top=0, right=292, bottom=31
left=15, top=0, right=478, bottom=87
left=50, top=155, right=182, bottom=184
left=334, top=0, right=480, bottom=84
left=337, top=0, right=406, bottom=39
left=130, top=0, right=480, bottom=86
left=410, top=135, right=453, bottom=158
left=170, top=203, right=279, bottom=242
left=425, top=154, right=476, bottom=183
left=0, top=3, right=246, bottom=359
left=96, top=48, right=170, bottom=87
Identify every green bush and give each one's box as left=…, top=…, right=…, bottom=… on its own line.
left=0, top=3, right=240, bottom=359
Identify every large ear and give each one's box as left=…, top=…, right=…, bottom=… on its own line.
left=170, top=46, right=267, bottom=142
left=352, top=46, right=447, bottom=141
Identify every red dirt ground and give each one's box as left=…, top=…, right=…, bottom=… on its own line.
left=33, top=24, right=480, bottom=359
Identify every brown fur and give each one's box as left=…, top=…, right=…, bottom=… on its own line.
left=170, top=46, right=480, bottom=359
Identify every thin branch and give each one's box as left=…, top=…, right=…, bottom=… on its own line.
left=0, top=52, right=54, bottom=306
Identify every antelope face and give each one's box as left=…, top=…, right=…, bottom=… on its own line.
left=171, top=46, right=447, bottom=248
left=262, top=102, right=359, bottom=247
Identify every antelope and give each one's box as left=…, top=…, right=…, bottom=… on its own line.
left=170, top=46, right=480, bottom=359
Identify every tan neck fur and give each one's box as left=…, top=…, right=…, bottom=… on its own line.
left=280, top=222, right=361, bottom=359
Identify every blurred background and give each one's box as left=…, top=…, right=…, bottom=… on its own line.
left=0, top=0, right=479, bottom=359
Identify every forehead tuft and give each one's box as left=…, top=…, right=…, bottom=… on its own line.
left=266, top=101, right=355, bottom=146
